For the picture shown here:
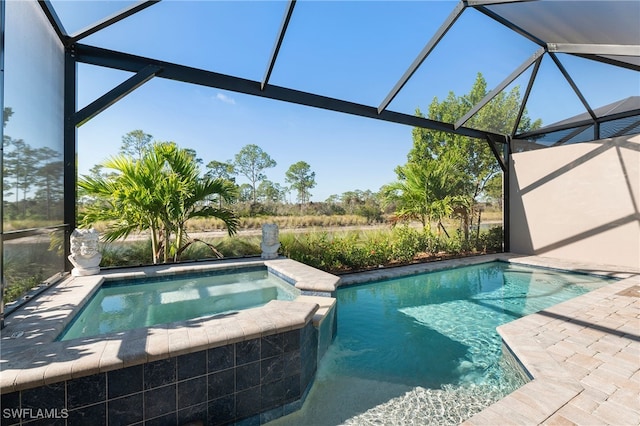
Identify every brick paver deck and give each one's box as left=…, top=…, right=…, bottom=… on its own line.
left=463, top=258, right=640, bottom=425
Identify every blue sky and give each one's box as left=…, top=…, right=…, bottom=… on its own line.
left=47, top=1, right=639, bottom=201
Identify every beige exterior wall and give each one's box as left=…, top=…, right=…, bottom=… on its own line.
left=509, top=134, right=640, bottom=270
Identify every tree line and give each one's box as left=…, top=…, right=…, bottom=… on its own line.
left=3, top=107, right=64, bottom=225
left=88, top=131, right=317, bottom=207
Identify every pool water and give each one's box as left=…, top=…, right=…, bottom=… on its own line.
left=59, top=267, right=299, bottom=341
left=270, top=261, right=613, bottom=425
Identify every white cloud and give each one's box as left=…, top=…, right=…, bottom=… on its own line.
left=216, top=93, right=236, bottom=105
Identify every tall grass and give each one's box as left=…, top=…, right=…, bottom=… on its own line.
left=100, top=236, right=262, bottom=267
left=185, top=215, right=371, bottom=232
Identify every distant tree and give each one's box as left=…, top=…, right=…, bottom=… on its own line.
left=483, top=174, right=503, bottom=209
left=340, top=190, right=362, bottom=212
left=3, top=138, right=41, bottom=217
left=204, top=160, right=236, bottom=208
left=285, top=161, right=316, bottom=205
left=206, top=160, right=236, bottom=181
left=237, top=183, right=253, bottom=203
left=2, top=107, right=64, bottom=222
left=120, top=129, right=153, bottom=160
left=325, top=194, right=340, bottom=205
left=184, top=148, right=203, bottom=166
left=3, top=107, right=13, bottom=128
left=257, top=180, right=285, bottom=204
left=233, top=144, right=276, bottom=203
left=339, top=189, right=379, bottom=215
left=34, top=158, right=63, bottom=220
left=87, top=164, right=107, bottom=180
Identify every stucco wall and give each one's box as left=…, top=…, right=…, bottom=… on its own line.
left=509, top=134, right=640, bottom=270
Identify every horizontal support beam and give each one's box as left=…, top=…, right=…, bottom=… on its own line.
left=571, top=53, right=640, bottom=72
left=73, top=64, right=162, bottom=127
left=516, top=108, right=640, bottom=140
left=548, top=43, right=640, bottom=57
left=75, top=44, right=507, bottom=142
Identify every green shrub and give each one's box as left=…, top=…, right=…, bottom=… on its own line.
left=475, top=226, right=503, bottom=252
left=214, top=237, right=261, bottom=257
left=391, top=226, right=423, bottom=263
left=3, top=276, right=40, bottom=303
left=100, top=241, right=153, bottom=267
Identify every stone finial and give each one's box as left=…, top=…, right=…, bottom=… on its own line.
left=68, top=228, right=102, bottom=276
left=260, top=223, right=280, bottom=260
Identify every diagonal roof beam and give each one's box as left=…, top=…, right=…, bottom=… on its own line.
left=38, top=1, right=68, bottom=42
left=75, top=43, right=507, bottom=143
left=455, top=47, right=545, bottom=129
left=472, top=4, right=545, bottom=48
left=512, top=55, right=542, bottom=135
left=548, top=52, right=596, bottom=121
left=571, top=53, right=640, bottom=73
left=548, top=43, right=640, bottom=57
left=73, top=64, right=163, bottom=127
left=466, top=0, right=539, bottom=5
left=486, top=134, right=507, bottom=172
left=377, top=1, right=466, bottom=114
left=68, top=0, right=161, bottom=45
left=262, top=0, right=296, bottom=90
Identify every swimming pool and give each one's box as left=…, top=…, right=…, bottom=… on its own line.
left=269, top=261, right=614, bottom=425
left=59, top=266, right=300, bottom=341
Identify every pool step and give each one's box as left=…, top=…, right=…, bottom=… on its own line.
left=147, top=284, right=279, bottom=325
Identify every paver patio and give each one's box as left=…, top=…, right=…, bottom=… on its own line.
left=464, top=257, right=640, bottom=425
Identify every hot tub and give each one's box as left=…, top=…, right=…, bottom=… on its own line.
left=0, top=258, right=339, bottom=425
left=58, top=266, right=300, bottom=341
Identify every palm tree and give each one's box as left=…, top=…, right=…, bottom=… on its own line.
left=382, top=150, right=468, bottom=234
left=79, top=142, right=238, bottom=264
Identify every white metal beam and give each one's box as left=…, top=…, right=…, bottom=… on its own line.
left=548, top=43, right=640, bottom=57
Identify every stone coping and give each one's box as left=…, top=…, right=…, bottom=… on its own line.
left=0, top=257, right=336, bottom=394
left=265, top=258, right=341, bottom=294
left=98, top=257, right=341, bottom=294
left=337, top=253, right=638, bottom=287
